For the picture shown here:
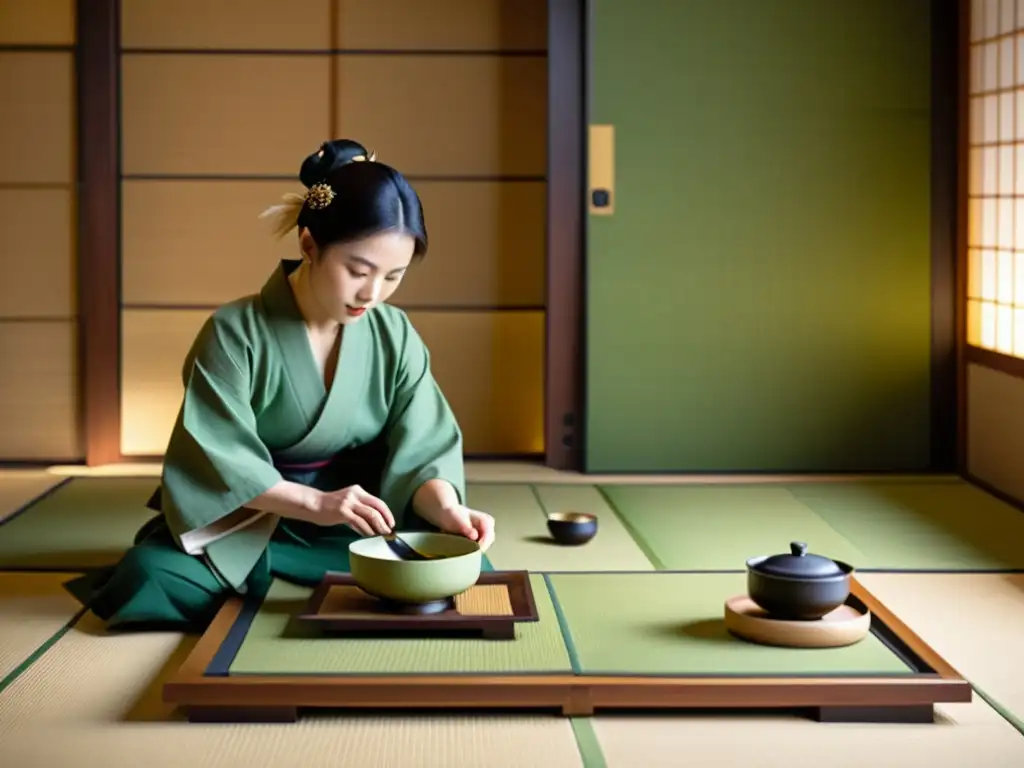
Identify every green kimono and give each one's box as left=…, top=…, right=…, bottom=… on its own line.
left=67, top=259, right=490, bottom=631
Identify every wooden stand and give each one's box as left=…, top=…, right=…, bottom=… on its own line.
left=164, top=576, right=971, bottom=724
left=295, top=571, right=539, bottom=640
left=724, top=595, right=871, bottom=648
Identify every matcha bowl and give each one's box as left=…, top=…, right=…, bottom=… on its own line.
left=348, top=531, right=483, bottom=612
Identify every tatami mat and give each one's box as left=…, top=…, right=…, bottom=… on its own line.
left=227, top=575, right=572, bottom=675
left=591, top=699, right=1024, bottom=767
left=858, top=572, right=1024, bottom=733
left=2, top=469, right=1024, bottom=766
left=549, top=572, right=909, bottom=676
left=601, top=480, right=1024, bottom=571
left=0, top=470, right=66, bottom=523
left=8, top=474, right=1021, bottom=574
left=0, top=477, right=654, bottom=574
left=0, top=476, right=157, bottom=570
left=0, top=612, right=584, bottom=768
left=599, top=484, right=866, bottom=571
left=0, top=572, right=83, bottom=686
left=469, top=483, right=654, bottom=571
left=788, top=482, right=1024, bottom=570
left=591, top=571, right=1024, bottom=765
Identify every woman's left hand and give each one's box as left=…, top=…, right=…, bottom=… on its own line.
left=433, top=505, right=496, bottom=552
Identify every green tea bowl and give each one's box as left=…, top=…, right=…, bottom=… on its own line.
left=348, top=531, right=483, bottom=604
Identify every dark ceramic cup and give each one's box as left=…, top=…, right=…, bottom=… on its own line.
left=547, top=512, right=598, bottom=546
left=745, top=541, right=854, bottom=621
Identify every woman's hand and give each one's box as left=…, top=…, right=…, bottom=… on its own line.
left=430, top=505, right=496, bottom=552
left=310, top=484, right=395, bottom=536
left=409, top=479, right=496, bottom=551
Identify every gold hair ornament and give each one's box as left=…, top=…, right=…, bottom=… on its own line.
left=305, top=182, right=335, bottom=210
left=257, top=149, right=379, bottom=238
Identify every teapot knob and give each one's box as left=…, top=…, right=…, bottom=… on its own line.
left=790, top=541, right=808, bottom=557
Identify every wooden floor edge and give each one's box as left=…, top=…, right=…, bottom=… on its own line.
left=172, top=597, right=244, bottom=680
left=159, top=675, right=966, bottom=712
left=851, top=576, right=967, bottom=681
left=164, top=673, right=971, bottom=688
left=36, top=461, right=965, bottom=485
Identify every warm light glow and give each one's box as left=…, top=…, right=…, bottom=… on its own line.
left=45, top=463, right=163, bottom=478
left=968, top=1, right=1024, bottom=357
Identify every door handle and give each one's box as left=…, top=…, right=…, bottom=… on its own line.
left=589, top=124, right=615, bottom=216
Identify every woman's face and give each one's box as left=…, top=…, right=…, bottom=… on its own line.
left=300, top=229, right=414, bottom=324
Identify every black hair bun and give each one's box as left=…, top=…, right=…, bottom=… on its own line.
left=299, top=139, right=372, bottom=188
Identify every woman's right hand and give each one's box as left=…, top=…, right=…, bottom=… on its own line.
left=312, top=484, right=395, bottom=536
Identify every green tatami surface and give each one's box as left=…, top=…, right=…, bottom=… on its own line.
left=599, top=478, right=1024, bottom=572
left=1, top=475, right=1022, bottom=573
left=547, top=572, right=912, bottom=676
left=0, top=477, right=157, bottom=570
left=228, top=574, right=573, bottom=675
left=598, top=484, right=866, bottom=571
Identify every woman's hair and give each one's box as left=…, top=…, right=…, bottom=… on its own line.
left=260, top=138, right=428, bottom=259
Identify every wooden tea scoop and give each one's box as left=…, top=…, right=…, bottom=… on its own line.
left=383, top=532, right=438, bottom=561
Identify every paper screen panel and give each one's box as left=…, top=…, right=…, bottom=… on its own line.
left=0, top=0, right=74, bottom=45
left=0, top=321, right=80, bottom=460
left=335, top=0, right=546, bottom=51
left=121, top=54, right=330, bottom=176
left=120, top=0, right=331, bottom=50
left=335, top=55, right=547, bottom=177
left=120, top=309, right=543, bottom=457
left=390, top=181, right=545, bottom=308
left=122, top=179, right=545, bottom=308
left=406, top=310, right=544, bottom=455
left=967, top=2, right=1024, bottom=357
left=121, top=180, right=302, bottom=306
left=120, top=309, right=210, bottom=457
left=0, top=188, right=75, bottom=318
left=0, top=52, right=74, bottom=184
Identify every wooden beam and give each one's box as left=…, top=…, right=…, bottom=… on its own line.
left=955, top=0, right=970, bottom=472
left=930, top=0, right=961, bottom=473
left=76, top=0, right=122, bottom=466
left=545, top=0, right=585, bottom=471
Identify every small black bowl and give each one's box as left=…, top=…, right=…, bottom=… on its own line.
left=546, top=512, right=598, bottom=546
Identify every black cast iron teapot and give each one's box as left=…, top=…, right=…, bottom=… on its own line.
left=745, top=541, right=854, bottom=621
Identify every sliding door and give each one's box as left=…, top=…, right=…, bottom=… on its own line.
left=585, top=0, right=935, bottom=472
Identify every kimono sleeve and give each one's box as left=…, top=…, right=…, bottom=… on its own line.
left=159, top=315, right=284, bottom=546
left=378, top=321, right=465, bottom=524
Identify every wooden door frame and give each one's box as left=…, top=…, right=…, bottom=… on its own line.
left=544, top=0, right=586, bottom=472
left=76, top=0, right=121, bottom=466
left=548, top=0, right=963, bottom=475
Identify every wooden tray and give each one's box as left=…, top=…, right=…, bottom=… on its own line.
left=724, top=595, right=872, bottom=648
left=163, top=575, right=972, bottom=725
left=294, top=571, right=539, bottom=639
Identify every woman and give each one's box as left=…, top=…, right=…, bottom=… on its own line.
left=67, top=139, right=497, bottom=631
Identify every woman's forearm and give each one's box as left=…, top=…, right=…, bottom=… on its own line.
left=412, top=478, right=460, bottom=526
left=247, top=480, right=322, bottom=521
left=249, top=478, right=460, bottom=527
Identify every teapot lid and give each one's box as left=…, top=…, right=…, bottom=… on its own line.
left=751, top=542, right=845, bottom=579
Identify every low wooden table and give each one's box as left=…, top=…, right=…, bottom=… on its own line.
left=163, top=571, right=971, bottom=724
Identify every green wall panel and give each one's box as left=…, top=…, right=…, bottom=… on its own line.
left=585, top=0, right=933, bottom=472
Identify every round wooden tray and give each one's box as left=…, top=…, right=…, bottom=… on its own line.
left=723, top=595, right=871, bottom=648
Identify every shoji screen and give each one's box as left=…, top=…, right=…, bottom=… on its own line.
left=965, top=1, right=1024, bottom=513
left=0, top=0, right=81, bottom=461
left=118, top=0, right=547, bottom=458
left=968, top=0, right=1024, bottom=356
